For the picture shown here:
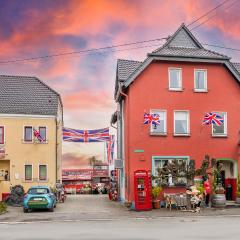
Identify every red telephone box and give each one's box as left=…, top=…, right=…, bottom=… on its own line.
left=134, top=170, right=152, bottom=211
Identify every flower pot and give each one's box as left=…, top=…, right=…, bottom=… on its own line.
left=152, top=200, right=160, bottom=209
left=212, top=194, right=226, bottom=208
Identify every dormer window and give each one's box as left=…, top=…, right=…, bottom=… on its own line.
left=169, top=68, right=182, bottom=91
left=194, top=69, right=207, bottom=92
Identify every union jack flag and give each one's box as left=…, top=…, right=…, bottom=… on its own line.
left=106, top=135, right=115, bottom=164
left=33, top=128, right=44, bottom=142
left=63, top=127, right=110, bottom=142
left=202, top=112, right=224, bottom=126
left=144, top=113, right=160, bottom=126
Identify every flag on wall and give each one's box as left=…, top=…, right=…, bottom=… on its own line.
left=106, top=135, right=115, bottom=164
left=63, top=127, right=110, bottom=142
left=202, top=112, right=224, bottom=126
left=144, top=113, right=160, bottom=126
left=33, top=128, right=44, bottom=142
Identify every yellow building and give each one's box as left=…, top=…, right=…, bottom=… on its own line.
left=0, top=75, right=63, bottom=200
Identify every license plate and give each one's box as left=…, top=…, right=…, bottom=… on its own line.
left=33, top=198, right=42, bottom=201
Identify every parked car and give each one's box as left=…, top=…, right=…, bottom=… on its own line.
left=23, top=186, right=56, bottom=213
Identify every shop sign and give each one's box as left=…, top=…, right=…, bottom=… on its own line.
left=134, top=149, right=144, bottom=153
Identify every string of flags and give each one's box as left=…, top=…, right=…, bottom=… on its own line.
left=62, top=127, right=110, bottom=142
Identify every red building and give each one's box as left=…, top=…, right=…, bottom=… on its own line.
left=112, top=24, right=240, bottom=204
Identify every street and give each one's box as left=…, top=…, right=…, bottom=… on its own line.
left=0, top=215, right=240, bottom=240
left=0, top=195, right=240, bottom=239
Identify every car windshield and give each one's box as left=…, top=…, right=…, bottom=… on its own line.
left=28, top=188, right=49, bottom=194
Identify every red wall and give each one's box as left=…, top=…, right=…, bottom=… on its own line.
left=124, top=61, right=240, bottom=201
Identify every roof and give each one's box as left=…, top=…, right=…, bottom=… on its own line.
left=0, top=75, right=62, bottom=116
left=232, top=63, right=240, bottom=74
left=117, top=59, right=142, bottom=82
left=149, top=24, right=230, bottom=60
left=115, top=24, right=240, bottom=99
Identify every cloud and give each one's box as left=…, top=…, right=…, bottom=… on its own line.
left=62, top=90, right=114, bottom=110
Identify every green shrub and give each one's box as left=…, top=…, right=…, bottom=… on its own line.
left=0, top=202, right=7, bottom=214
left=151, top=186, right=162, bottom=200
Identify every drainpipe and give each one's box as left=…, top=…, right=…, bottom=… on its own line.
left=118, top=84, right=130, bottom=202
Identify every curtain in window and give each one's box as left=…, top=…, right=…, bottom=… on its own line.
left=170, top=69, right=180, bottom=88
left=25, top=127, right=32, bottom=141
left=175, top=112, right=188, bottom=134
left=0, top=127, right=3, bottom=144
left=25, top=165, right=32, bottom=180
left=39, top=165, right=47, bottom=180
left=39, top=127, right=46, bottom=141
left=196, top=71, right=205, bottom=89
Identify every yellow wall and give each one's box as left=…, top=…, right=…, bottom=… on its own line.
left=0, top=114, right=62, bottom=198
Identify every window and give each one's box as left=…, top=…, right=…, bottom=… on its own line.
left=169, top=68, right=182, bottom=90
left=212, top=112, right=227, bottom=136
left=25, top=165, right=32, bottom=181
left=0, top=126, right=4, bottom=144
left=24, top=126, right=32, bottom=142
left=174, top=111, right=190, bottom=135
left=39, top=127, right=46, bottom=141
left=194, top=69, right=207, bottom=91
left=150, top=110, right=167, bottom=135
left=153, top=157, right=189, bottom=186
left=39, top=165, right=47, bottom=181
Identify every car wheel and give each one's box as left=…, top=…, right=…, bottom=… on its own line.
left=49, top=207, right=54, bottom=212
left=54, top=203, right=56, bottom=208
left=23, top=208, right=28, bottom=213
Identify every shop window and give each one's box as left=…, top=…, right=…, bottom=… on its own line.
left=174, top=111, right=190, bottom=135
left=212, top=112, right=227, bottom=137
left=0, top=126, right=4, bottom=144
left=169, top=68, right=182, bottom=90
left=39, top=127, right=46, bottom=141
left=153, top=157, right=189, bottom=186
left=25, top=165, right=33, bottom=181
left=39, top=165, right=47, bottom=181
left=194, top=69, right=207, bottom=92
left=150, top=109, right=167, bottom=135
left=24, top=126, right=32, bottom=142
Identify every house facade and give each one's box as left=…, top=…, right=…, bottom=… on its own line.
left=112, top=24, right=240, bottom=204
left=0, top=75, right=63, bottom=200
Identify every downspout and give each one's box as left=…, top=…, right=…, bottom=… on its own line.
left=118, top=83, right=130, bottom=202
left=55, top=117, right=58, bottom=183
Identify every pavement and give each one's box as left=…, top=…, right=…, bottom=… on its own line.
left=1, top=194, right=240, bottom=223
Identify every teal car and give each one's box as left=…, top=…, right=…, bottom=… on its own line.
left=23, top=186, right=56, bottom=213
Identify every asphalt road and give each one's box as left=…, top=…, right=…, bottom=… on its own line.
left=0, top=216, right=240, bottom=240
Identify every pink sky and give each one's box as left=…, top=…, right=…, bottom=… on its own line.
left=0, top=0, right=239, bottom=168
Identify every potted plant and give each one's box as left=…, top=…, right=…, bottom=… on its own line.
left=151, top=186, right=162, bottom=209
left=211, top=163, right=226, bottom=208
left=236, top=175, right=240, bottom=204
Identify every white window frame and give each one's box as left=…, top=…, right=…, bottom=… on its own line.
left=150, top=109, right=167, bottom=135
left=38, top=164, right=48, bottom=182
left=174, top=110, right=190, bottom=136
left=194, top=69, right=207, bottom=92
left=24, top=164, right=33, bottom=181
left=212, top=112, right=227, bottom=137
left=168, top=68, right=182, bottom=91
left=0, top=125, right=5, bottom=145
left=23, top=125, right=33, bottom=143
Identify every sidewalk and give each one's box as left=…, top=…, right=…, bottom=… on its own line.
left=1, top=195, right=240, bottom=223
